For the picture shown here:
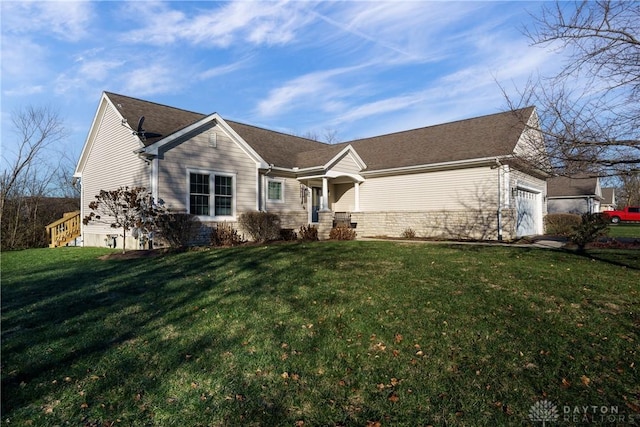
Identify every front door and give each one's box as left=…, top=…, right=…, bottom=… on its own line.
left=311, top=187, right=322, bottom=223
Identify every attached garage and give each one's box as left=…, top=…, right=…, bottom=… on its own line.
left=515, top=186, right=543, bottom=237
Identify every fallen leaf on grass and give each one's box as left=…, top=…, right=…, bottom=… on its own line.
left=388, top=392, right=399, bottom=402
left=581, top=375, right=591, bottom=386
left=561, top=378, right=571, bottom=389
left=371, top=342, right=387, bottom=352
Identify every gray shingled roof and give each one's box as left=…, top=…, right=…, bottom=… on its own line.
left=345, top=107, right=535, bottom=170
left=547, top=176, right=599, bottom=197
left=104, top=92, right=534, bottom=171
left=106, top=92, right=206, bottom=146
left=224, top=120, right=329, bottom=168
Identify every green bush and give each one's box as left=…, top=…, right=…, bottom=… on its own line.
left=210, top=223, right=245, bottom=247
left=299, top=224, right=319, bottom=241
left=544, top=213, right=581, bottom=236
left=156, top=212, right=201, bottom=248
left=329, top=225, right=357, bottom=240
left=570, top=213, right=609, bottom=250
left=238, top=211, right=281, bottom=242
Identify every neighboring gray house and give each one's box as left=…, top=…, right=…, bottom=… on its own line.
left=547, top=176, right=603, bottom=214
left=73, top=92, right=549, bottom=248
left=600, top=187, right=616, bottom=211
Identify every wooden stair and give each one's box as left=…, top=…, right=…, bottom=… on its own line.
left=46, top=211, right=81, bottom=248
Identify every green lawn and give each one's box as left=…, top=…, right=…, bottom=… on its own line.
left=608, top=223, right=640, bottom=239
left=2, top=242, right=639, bottom=426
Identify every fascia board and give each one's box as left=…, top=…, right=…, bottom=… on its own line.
left=141, top=113, right=218, bottom=156
left=323, top=144, right=367, bottom=171
left=75, top=93, right=112, bottom=175
left=140, top=113, right=268, bottom=168
left=362, top=156, right=508, bottom=177
left=214, top=115, right=269, bottom=167
left=547, top=195, right=603, bottom=200
left=295, top=171, right=365, bottom=182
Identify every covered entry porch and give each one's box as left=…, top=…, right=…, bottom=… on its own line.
left=297, top=171, right=363, bottom=234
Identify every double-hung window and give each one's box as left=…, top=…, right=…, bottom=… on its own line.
left=214, top=175, right=233, bottom=216
left=267, top=179, right=284, bottom=202
left=189, top=173, right=210, bottom=216
left=189, top=171, right=234, bottom=218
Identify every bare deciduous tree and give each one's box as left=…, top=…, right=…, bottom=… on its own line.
left=299, top=128, right=341, bottom=144
left=0, top=106, right=77, bottom=250
left=505, top=1, right=639, bottom=177
left=616, top=172, right=640, bottom=207
left=1, top=106, right=67, bottom=222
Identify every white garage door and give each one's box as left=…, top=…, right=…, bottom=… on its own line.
left=516, top=188, right=540, bottom=237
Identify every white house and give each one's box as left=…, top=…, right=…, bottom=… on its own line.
left=73, top=92, right=549, bottom=248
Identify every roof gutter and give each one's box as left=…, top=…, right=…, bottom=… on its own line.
left=362, top=155, right=511, bottom=177
left=548, top=195, right=604, bottom=201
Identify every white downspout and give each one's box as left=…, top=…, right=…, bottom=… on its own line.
left=494, top=159, right=503, bottom=241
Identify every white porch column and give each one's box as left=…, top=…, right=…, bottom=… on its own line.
left=321, top=177, right=329, bottom=211
left=354, top=181, right=360, bottom=212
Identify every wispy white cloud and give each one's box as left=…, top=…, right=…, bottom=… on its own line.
left=3, top=85, right=45, bottom=97
left=197, top=60, right=250, bottom=81
left=0, top=1, right=93, bottom=41
left=312, top=1, right=488, bottom=63
left=78, top=59, right=127, bottom=82
left=0, top=36, right=49, bottom=81
left=120, top=1, right=311, bottom=48
left=120, top=64, right=182, bottom=97
left=258, top=2, right=566, bottom=138
left=255, top=64, right=371, bottom=117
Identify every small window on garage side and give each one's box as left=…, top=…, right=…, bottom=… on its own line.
left=267, top=179, right=284, bottom=202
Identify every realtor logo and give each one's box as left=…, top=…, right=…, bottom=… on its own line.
left=529, top=400, right=560, bottom=426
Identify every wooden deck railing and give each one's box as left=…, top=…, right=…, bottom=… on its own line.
left=46, top=211, right=81, bottom=248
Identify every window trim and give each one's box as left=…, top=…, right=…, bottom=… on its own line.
left=187, top=168, right=236, bottom=220
left=267, top=178, right=285, bottom=203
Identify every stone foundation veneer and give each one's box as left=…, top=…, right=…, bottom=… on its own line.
left=350, top=210, right=517, bottom=241
left=154, top=209, right=518, bottom=246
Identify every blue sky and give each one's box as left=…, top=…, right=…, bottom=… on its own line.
left=1, top=1, right=569, bottom=166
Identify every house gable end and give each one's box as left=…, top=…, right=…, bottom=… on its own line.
left=75, top=93, right=140, bottom=177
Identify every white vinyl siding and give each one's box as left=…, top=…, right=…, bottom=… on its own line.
left=359, top=167, right=499, bottom=212
left=266, top=176, right=306, bottom=212
left=330, top=153, right=362, bottom=175
left=157, top=124, right=257, bottom=216
left=332, top=183, right=356, bottom=212
left=81, top=102, right=150, bottom=240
